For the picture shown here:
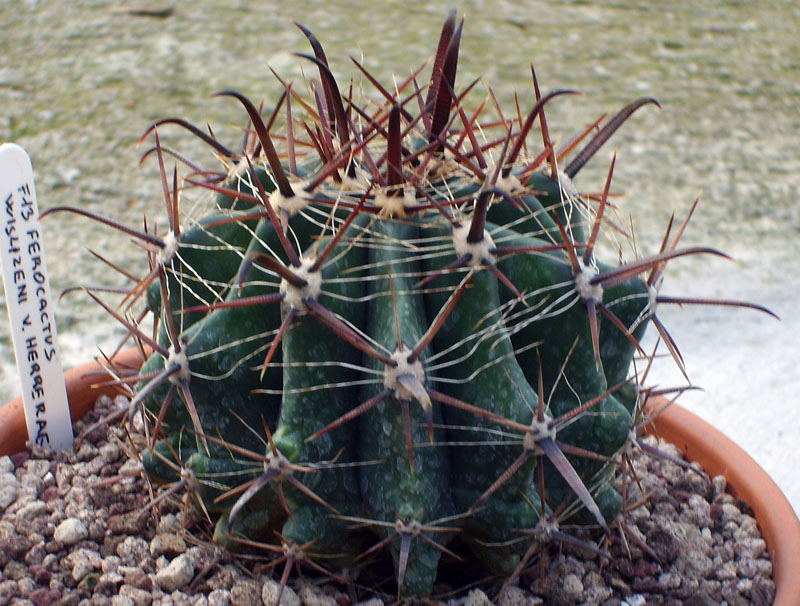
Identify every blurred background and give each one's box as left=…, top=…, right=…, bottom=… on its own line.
left=1, top=1, right=798, bottom=514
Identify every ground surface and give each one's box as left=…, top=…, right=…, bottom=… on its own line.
left=1, top=1, right=798, bottom=516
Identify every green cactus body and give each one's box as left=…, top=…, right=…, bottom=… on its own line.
left=484, top=170, right=584, bottom=245
left=141, top=217, right=283, bottom=450
left=493, top=227, right=631, bottom=514
left=599, top=273, right=651, bottom=390
left=524, top=170, right=587, bottom=245
left=214, top=165, right=274, bottom=211
left=487, top=189, right=558, bottom=243
left=139, top=199, right=335, bottom=448
left=356, top=217, right=456, bottom=596
left=270, top=230, right=367, bottom=555
left=419, top=221, right=547, bottom=567
left=144, top=210, right=262, bottom=326
left=134, top=131, right=643, bottom=596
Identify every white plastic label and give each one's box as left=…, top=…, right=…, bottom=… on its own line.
left=1, top=143, right=73, bottom=450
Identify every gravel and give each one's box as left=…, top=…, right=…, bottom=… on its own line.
left=0, top=396, right=776, bottom=606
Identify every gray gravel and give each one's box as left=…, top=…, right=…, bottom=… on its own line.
left=0, top=396, right=775, bottom=605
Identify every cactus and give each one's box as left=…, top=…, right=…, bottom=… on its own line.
left=50, top=10, right=777, bottom=599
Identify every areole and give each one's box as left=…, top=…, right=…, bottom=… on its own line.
left=0, top=349, right=798, bottom=604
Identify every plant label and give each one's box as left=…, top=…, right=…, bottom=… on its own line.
left=1, top=143, right=73, bottom=451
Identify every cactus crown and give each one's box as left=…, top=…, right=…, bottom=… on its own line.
left=51, top=9, right=776, bottom=600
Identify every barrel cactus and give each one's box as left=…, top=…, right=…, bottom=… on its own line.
left=51, top=10, right=774, bottom=599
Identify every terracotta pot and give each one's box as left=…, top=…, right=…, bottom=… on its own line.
left=1, top=356, right=798, bottom=603
left=642, top=396, right=800, bottom=606
left=0, top=347, right=147, bottom=457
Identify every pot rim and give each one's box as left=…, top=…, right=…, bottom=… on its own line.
left=1, top=354, right=798, bottom=603
left=642, top=395, right=800, bottom=606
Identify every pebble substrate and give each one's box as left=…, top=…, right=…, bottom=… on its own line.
left=0, top=395, right=776, bottom=606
